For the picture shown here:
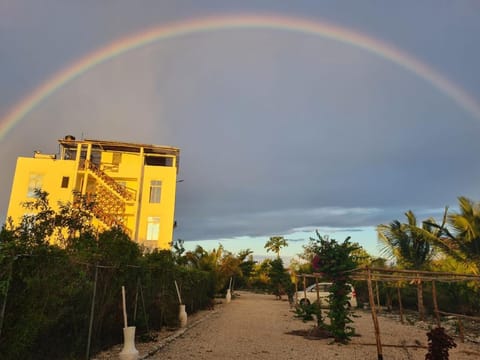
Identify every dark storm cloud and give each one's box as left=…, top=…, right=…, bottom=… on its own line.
left=1, top=1, right=480, bottom=255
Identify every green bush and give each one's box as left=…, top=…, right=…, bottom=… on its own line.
left=0, top=241, right=217, bottom=359
left=0, top=224, right=216, bottom=360
left=306, top=232, right=358, bottom=343
left=0, top=244, right=91, bottom=359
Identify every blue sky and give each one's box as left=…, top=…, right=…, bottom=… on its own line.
left=1, top=1, right=480, bottom=261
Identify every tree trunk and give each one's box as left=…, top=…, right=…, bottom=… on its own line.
left=386, top=291, right=392, bottom=312
left=417, top=280, right=425, bottom=321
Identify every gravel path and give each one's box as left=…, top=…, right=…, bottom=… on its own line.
left=95, top=291, right=480, bottom=359
left=144, top=291, right=480, bottom=360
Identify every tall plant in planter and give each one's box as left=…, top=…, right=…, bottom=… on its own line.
left=308, top=231, right=359, bottom=343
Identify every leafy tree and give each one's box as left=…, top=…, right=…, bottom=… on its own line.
left=16, top=189, right=56, bottom=247
left=170, top=239, right=188, bottom=265
left=0, top=192, right=217, bottom=359
left=268, top=257, right=293, bottom=299
left=184, top=245, right=241, bottom=293
left=377, top=211, right=434, bottom=269
left=264, top=236, right=288, bottom=258
left=233, top=249, right=255, bottom=289
left=237, top=248, right=253, bottom=262
left=305, top=231, right=358, bottom=343
left=423, top=198, right=480, bottom=275
left=249, top=259, right=272, bottom=290
left=219, top=250, right=242, bottom=290
left=377, top=210, right=436, bottom=320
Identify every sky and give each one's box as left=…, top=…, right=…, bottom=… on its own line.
left=1, top=1, right=480, bottom=261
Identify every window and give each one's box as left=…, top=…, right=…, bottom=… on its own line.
left=27, top=174, right=43, bottom=197
left=90, top=150, right=101, bottom=166
left=112, top=152, right=122, bottom=165
left=149, top=180, right=162, bottom=203
left=146, top=217, right=160, bottom=241
left=61, top=176, right=69, bottom=188
left=145, top=156, right=173, bottom=166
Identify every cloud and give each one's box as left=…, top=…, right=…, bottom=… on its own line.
left=175, top=204, right=429, bottom=241
left=2, top=17, right=480, bottom=256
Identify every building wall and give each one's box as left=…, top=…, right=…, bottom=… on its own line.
left=7, top=143, right=179, bottom=250
left=137, top=164, right=178, bottom=249
left=7, top=157, right=77, bottom=224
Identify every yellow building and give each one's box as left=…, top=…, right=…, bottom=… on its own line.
left=6, top=136, right=180, bottom=249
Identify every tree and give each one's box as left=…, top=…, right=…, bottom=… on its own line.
left=170, top=239, right=188, bottom=265
left=14, top=189, right=96, bottom=248
left=423, top=198, right=480, bottom=275
left=377, top=210, right=436, bottom=320
left=0, top=191, right=218, bottom=359
left=236, top=249, right=256, bottom=288
left=237, top=248, right=254, bottom=262
left=305, top=231, right=359, bottom=343
left=249, top=259, right=272, bottom=290
left=264, top=236, right=288, bottom=258
left=268, top=257, right=293, bottom=300
left=184, top=245, right=241, bottom=293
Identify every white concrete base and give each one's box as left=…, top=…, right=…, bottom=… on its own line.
left=119, top=326, right=139, bottom=360
left=179, top=304, right=188, bottom=328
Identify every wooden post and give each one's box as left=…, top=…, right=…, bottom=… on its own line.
left=303, top=275, right=307, bottom=302
left=397, top=285, right=404, bottom=324
left=416, top=275, right=425, bottom=321
left=122, top=286, right=128, bottom=328
left=367, top=268, right=383, bottom=360
left=457, top=318, right=465, bottom=343
left=86, top=264, right=99, bottom=360
left=174, top=280, right=182, bottom=304
left=431, top=281, right=441, bottom=327
left=295, top=277, right=298, bottom=304
left=375, top=281, right=381, bottom=313
left=133, top=278, right=140, bottom=322
left=139, top=280, right=150, bottom=335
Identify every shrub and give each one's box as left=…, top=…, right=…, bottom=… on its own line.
left=306, top=231, right=358, bottom=343
left=0, top=193, right=217, bottom=359
left=425, top=327, right=456, bottom=360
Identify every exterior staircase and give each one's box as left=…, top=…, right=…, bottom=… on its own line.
left=77, top=160, right=134, bottom=235
left=84, top=160, right=135, bottom=201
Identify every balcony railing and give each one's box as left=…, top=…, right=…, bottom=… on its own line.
left=83, top=160, right=136, bottom=201
left=75, top=190, right=131, bottom=236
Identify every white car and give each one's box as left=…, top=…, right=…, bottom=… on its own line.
left=296, top=282, right=358, bottom=308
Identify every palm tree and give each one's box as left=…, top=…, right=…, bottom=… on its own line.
left=184, top=245, right=241, bottom=292
left=422, top=198, right=480, bottom=275
left=377, top=210, right=435, bottom=320
left=237, top=248, right=254, bottom=262
left=264, top=236, right=288, bottom=258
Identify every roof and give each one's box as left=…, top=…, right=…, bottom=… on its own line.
left=58, top=138, right=180, bottom=157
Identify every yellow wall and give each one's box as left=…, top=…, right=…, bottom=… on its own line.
left=137, top=164, right=177, bottom=249
left=7, top=144, right=179, bottom=250
left=7, top=157, right=77, bottom=224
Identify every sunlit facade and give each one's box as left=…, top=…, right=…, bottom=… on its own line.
left=6, top=136, right=180, bottom=249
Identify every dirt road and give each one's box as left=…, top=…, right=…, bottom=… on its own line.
left=143, top=291, right=480, bottom=360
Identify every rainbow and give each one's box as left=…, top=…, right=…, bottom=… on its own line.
left=1, top=13, right=480, bottom=140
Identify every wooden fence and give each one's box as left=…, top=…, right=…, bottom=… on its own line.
left=296, top=267, right=480, bottom=360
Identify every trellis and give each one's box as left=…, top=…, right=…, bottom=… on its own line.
left=0, top=254, right=210, bottom=360
left=296, top=267, right=480, bottom=360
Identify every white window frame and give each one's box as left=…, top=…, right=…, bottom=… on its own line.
left=27, top=173, right=44, bottom=197
left=149, top=180, right=162, bottom=203
left=146, top=216, right=160, bottom=241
